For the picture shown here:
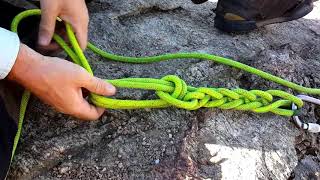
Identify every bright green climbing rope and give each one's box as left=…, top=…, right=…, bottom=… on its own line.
left=9, top=9, right=320, bottom=160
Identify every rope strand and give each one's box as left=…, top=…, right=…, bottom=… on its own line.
left=9, top=9, right=320, bottom=160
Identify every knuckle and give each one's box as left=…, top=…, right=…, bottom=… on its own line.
left=78, top=70, right=90, bottom=82
left=41, top=13, right=57, bottom=25
left=93, top=80, right=103, bottom=92
left=78, top=74, right=87, bottom=83
left=72, top=17, right=88, bottom=31
left=39, top=23, right=53, bottom=32
left=78, top=66, right=88, bottom=74
left=72, top=21, right=82, bottom=29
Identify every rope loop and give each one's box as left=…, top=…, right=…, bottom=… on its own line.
left=135, top=75, right=304, bottom=115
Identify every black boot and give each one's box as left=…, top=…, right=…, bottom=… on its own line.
left=213, top=0, right=314, bottom=32
left=191, top=0, right=208, bottom=4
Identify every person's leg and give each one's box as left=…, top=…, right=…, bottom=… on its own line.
left=0, top=1, right=31, bottom=177
left=0, top=0, right=31, bottom=122
left=0, top=97, right=17, bottom=180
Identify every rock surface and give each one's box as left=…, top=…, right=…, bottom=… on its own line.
left=8, top=0, right=320, bottom=179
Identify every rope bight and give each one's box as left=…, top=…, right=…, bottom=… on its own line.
left=9, top=9, right=320, bottom=160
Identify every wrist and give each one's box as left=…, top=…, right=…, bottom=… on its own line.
left=7, top=44, right=42, bottom=85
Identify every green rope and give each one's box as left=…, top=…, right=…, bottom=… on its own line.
left=9, top=9, right=320, bottom=160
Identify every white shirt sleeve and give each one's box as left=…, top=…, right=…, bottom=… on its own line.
left=0, top=27, right=20, bottom=79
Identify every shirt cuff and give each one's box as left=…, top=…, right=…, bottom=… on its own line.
left=0, top=28, right=20, bottom=79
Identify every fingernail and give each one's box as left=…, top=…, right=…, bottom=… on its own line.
left=106, top=84, right=116, bottom=94
left=38, top=34, right=50, bottom=46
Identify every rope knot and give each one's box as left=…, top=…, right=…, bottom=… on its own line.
left=155, top=75, right=303, bottom=116
left=156, top=75, right=199, bottom=110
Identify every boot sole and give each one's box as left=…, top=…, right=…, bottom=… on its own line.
left=191, top=0, right=208, bottom=4
left=214, top=0, right=314, bottom=33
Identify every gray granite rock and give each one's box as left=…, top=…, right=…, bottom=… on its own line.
left=7, top=0, right=320, bottom=179
left=292, top=155, right=320, bottom=180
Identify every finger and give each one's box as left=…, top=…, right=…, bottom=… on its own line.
left=37, top=23, right=67, bottom=54
left=71, top=16, right=89, bottom=50
left=38, top=8, right=58, bottom=46
left=75, top=99, right=105, bottom=120
left=37, top=42, right=61, bottom=54
left=83, top=76, right=116, bottom=96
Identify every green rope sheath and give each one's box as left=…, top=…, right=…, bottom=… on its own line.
left=9, top=9, right=320, bottom=160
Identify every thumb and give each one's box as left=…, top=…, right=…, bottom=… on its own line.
left=38, top=9, right=57, bottom=46
left=84, top=76, right=116, bottom=96
left=75, top=99, right=106, bottom=120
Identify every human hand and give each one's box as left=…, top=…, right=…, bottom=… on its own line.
left=38, top=0, right=89, bottom=50
left=8, top=44, right=116, bottom=120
